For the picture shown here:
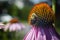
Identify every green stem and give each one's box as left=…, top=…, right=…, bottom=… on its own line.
left=52, top=0, right=56, bottom=13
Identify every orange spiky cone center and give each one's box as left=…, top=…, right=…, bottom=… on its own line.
left=10, top=18, right=19, bottom=23
left=28, top=3, right=55, bottom=24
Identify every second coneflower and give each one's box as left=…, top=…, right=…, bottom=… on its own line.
left=4, top=18, right=25, bottom=32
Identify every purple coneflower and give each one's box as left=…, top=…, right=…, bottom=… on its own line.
left=4, top=18, right=25, bottom=32
left=23, top=2, right=60, bottom=40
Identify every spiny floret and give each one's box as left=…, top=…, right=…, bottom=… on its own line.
left=28, top=2, right=55, bottom=24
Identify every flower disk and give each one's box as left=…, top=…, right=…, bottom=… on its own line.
left=28, top=3, right=55, bottom=25
left=10, top=18, right=19, bottom=23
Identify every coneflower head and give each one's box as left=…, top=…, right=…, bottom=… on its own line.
left=28, top=3, right=55, bottom=26
left=10, top=18, right=19, bottom=23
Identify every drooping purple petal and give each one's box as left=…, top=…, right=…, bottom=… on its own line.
left=0, top=23, right=5, bottom=29
left=23, top=25, right=60, bottom=40
left=4, top=23, right=25, bottom=32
